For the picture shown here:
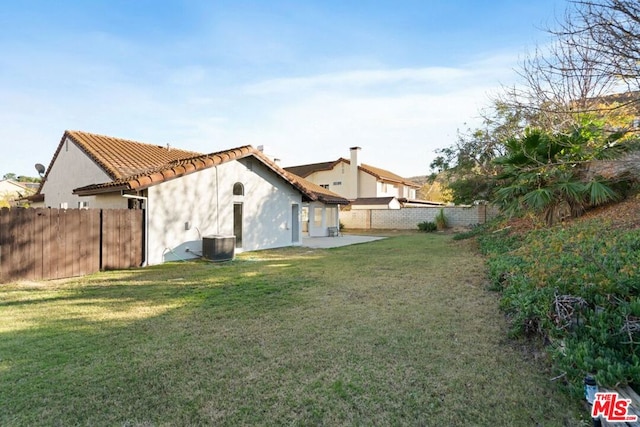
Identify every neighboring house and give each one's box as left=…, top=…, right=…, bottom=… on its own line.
left=284, top=147, right=422, bottom=208
left=29, top=130, right=348, bottom=265
left=0, top=179, right=34, bottom=206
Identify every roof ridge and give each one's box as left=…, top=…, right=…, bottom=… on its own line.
left=283, top=158, right=349, bottom=177
left=359, top=162, right=420, bottom=187
left=34, top=130, right=204, bottom=196
left=65, top=130, right=202, bottom=180
left=73, top=145, right=258, bottom=194
left=106, top=144, right=257, bottom=184
left=72, top=143, right=350, bottom=205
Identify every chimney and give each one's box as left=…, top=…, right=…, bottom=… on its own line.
left=349, top=146, right=361, bottom=200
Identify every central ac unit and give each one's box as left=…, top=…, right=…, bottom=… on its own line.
left=202, top=235, right=236, bottom=261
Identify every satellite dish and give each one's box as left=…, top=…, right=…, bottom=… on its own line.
left=35, top=163, right=46, bottom=177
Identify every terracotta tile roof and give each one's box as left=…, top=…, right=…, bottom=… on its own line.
left=284, top=159, right=347, bottom=178
left=65, top=130, right=202, bottom=179
left=34, top=130, right=201, bottom=196
left=33, top=129, right=348, bottom=206
left=72, top=143, right=350, bottom=205
left=359, top=163, right=421, bottom=188
left=284, top=158, right=420, bottom=188
left=73, top=145, right=251, bottom=194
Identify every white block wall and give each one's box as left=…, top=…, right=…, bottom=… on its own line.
left=340, top=205, right=499, bottom=229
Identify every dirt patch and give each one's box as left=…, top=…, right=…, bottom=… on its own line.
left=498, top=193, right=640, bottom=235
left=579, top=193, right=640, bottom=229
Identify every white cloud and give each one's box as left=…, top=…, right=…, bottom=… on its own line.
left=244, top=67, right=473, bottom=95
left=224, top=56, right=519, bottom=177
left=0, top=49, right=520, bottom=179
left=226, top=90, right=487, bottom=177
left=138, top=57, right=517, bottom=177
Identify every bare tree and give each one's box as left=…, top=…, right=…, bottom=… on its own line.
left=435, top=1, right=640, bottom=206
left=500, top=20, right=622, bottom=132
left=560, top=0, right=640, bottom=92
left=495, top=0, right=640, bottom=136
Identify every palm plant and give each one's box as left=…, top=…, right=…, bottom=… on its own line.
left=493, top=123, right=623, bottom=225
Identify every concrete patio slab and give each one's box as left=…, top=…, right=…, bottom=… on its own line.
left=301, top=235, right=386, bottom=249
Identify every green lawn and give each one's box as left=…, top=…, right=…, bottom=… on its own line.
left=1, top=234, right=585, bottom=426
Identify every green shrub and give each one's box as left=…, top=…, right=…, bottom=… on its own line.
left=452, top=231, right=471, bottom=240
left=452, top=223, right=489, bottom=240
left=480, top=218, right=640, bottom=395
left=417, top=221, right=437, bottom=232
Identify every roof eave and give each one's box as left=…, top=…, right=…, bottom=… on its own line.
left=324, top=200, right=350, bottom=205
left=315, top=195, right=350, bottom=205
left=73, top=184, right=131, bottom=196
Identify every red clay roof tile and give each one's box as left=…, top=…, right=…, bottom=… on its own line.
left=34, top=130, right=348, bottom=206
left=34, top=130, right=201, bottom=195
left=65, top=130, right=202, bottom=179
left=284, top=159, right=347, bottom=178
left=67, top=137, right=349, bottom=205
left=359, top=163, right=420, bottom=188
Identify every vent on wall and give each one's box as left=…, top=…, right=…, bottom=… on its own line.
left=202, top=235, right=236, bottom=262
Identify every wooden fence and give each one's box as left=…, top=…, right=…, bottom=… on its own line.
left=0, top=208, right=144, bottom=283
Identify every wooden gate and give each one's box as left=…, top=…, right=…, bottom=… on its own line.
left=101, top=209, right=144, bottom=271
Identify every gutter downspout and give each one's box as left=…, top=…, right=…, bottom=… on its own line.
left=122, top=193, right=149, bottom=267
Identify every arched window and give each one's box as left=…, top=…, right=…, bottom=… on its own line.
left=233, top=182, right=244, bottom=196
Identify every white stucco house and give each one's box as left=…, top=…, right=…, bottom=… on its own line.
left=284, top=147, right=422, bottom=209
left=29, top=130, right=349, bottom=265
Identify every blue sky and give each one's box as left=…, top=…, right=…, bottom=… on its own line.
left=1, top=0, right=566, bottom=179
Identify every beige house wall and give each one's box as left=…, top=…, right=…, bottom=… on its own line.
left=354, top=172, right=374, bottom=198
left=399, top=184, right=417, bottom=199
left=305, top=163, right=350, bottom=198
left=296, top=157, right=417, bottom=200
left=372, top=181, right=417, bottom=199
